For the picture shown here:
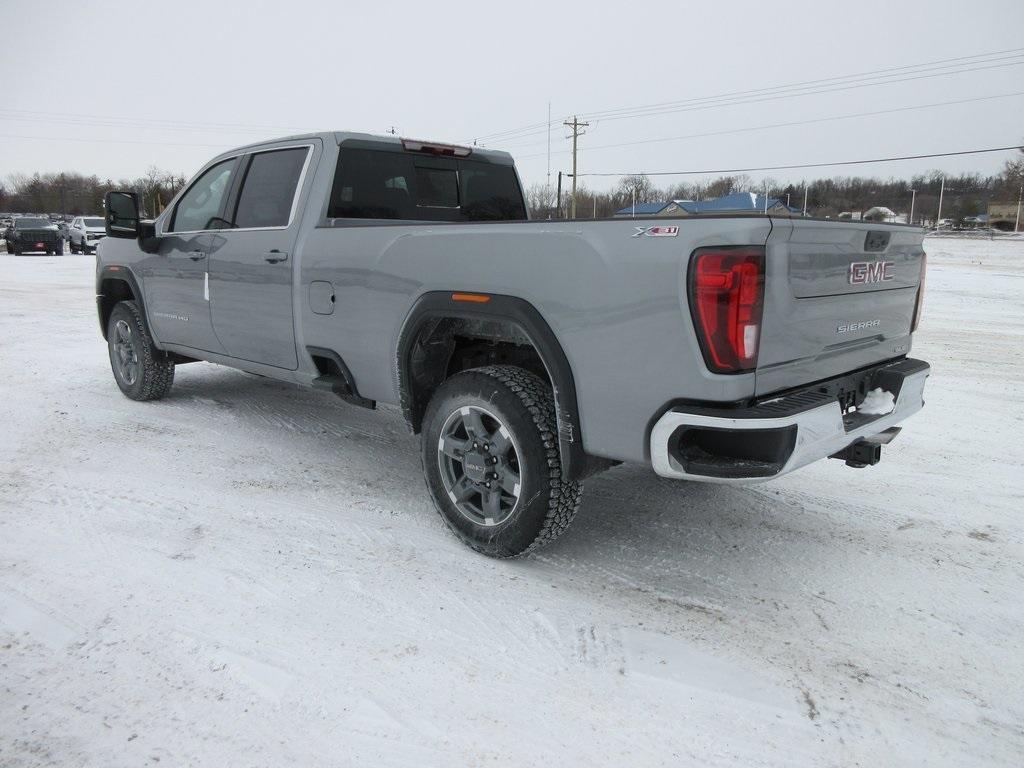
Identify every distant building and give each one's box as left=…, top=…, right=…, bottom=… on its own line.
left=614, top=192, right=801, bottom=217
left=612, top=201, right=684, bottom=217
left=988, top=202, right=1019, bottom=231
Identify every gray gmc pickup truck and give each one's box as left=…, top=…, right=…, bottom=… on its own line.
left=97, top=131, right=929, bottom=557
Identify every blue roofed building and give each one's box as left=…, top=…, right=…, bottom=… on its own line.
left=615, top=192, right=802, bottom=217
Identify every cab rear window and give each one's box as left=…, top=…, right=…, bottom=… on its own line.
left=328, top=148, right=526, bottom=222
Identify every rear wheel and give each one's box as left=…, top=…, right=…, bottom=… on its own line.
left=69, top=239, right=79, bottom=254
left=106, top=301, right=175, bottom=401
left=54, top=241, right=64, bottom=255
left=421, top=365, right=583, bottom=558
left=11, top=243, right=20, bottom=255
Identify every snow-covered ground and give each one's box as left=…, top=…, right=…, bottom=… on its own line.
left=1, top=237, right=1021, bottom=767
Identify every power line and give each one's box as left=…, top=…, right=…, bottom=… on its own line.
left=467, top=46, right=1024, bottom=145
left=578, top=51, right=1024, bottom=122
left=574, top=145, right=1024, bottom=177
left=485, top=56, right=1024, bottom=149
left=511, top=91, right=1024, bottom=159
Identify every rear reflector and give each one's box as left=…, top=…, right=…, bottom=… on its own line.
left=688, top=246, right=765, bottom=374
left=401, top=138, right=472, bottom=157
left=911, top=252, right=927, bottom=332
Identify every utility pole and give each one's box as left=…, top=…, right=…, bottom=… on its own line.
left=802, top=185, right=809, bottom=216
left=936, top=175, right=945, bottom=228
left=546, top=101, right=551, bottom=190
left=909, top=188, right=917, bottom=226
left=1016, top=184, right=1022, bottom=233
left=556, top=171, right=563, bottom=219
left=763, top=181, right=769, bottom=214
left=564, top=116, right=588, bottom=219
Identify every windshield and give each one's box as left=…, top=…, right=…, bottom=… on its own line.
left=84, top=218, right=105, bottom=227
left=17, top=217, right=52, bottom=228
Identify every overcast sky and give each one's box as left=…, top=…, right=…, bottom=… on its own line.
left=1, top=0, right=1022, bottom=193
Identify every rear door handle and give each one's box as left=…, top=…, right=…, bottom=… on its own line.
left=264, top=250, right=289, bottom=264
left=187, top=250, right=206, bottom=261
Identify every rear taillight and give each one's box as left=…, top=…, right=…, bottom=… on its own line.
left=911, top=252, right=927, bottom=332
left=688, top=247, right=765, bottom=374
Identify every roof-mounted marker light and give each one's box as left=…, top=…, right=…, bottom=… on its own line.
left=401, top=138, right=472, bottom=157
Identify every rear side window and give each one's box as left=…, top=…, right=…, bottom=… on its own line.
left=328, top=148, right=526, bottom=222
left=233, top=147, right=308, bottom=229
left=170, top=159, right=235, bottom=232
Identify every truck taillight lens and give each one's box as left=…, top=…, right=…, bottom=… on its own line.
left=911, top=252, right=927, bottom=332
left=688, top=247, right=765, bottom=374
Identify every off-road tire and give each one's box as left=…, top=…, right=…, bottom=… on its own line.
left=11, top=243, right=20, bottom=255
left=421, top=365, right=583, bottom=558
left=106, top=301, right=175, bottom=401
left=69, top=239, right=79, bottom=254
left=54, top=242, right=64, bottom=255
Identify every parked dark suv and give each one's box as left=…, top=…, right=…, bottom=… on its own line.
left=4, top=217, right=64, bottom=255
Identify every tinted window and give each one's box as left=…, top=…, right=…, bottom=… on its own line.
left=328, top=148, right=526, bottom=222
left=415, top=166, right=458, bottom=208
left=329, top=150, right=413, bottom=219
left=18, top=217, right=51, bottom=228
left=170, top=159, right=235, bottom=232
left=460, top=164, right=527, bottom=221
left=84, top=217, right=104, bottom=227
left=233, top=148, right=308, bottom=229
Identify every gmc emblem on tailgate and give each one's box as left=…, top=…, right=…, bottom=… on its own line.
left=848, top=260, right=894, bottom=285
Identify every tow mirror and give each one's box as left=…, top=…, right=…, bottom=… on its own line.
left=104, top=191, right=141, bottom=238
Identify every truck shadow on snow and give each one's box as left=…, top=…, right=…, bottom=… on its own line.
left=164, top=365, right=861, bottom=590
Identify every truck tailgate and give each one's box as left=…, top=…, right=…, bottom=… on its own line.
left=756, top=218, right=925, bottom=397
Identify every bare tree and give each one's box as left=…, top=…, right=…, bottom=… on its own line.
left=525, top=182, right=558, bottom=219
left=616, top=175, right=657, bottom=204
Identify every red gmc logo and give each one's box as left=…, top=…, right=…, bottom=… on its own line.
left=849, top=261, right=894, bottom=285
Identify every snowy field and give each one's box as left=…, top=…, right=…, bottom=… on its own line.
left=1, top=237, right=1022, bottom=767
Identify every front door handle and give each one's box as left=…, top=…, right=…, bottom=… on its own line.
left=187, top=250, right=206, bottom=262
left=264, top=250, right=289, bottom=264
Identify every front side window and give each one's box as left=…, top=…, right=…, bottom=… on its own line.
left=170, top=158, right=235, bottom=232
left=233, top=147, right=308, bottom=229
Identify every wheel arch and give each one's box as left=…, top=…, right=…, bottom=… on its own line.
left=97, top=266, right=146, bottom=341
left=396, top=291, right=589, bottom=481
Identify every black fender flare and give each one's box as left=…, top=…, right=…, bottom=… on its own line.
left=96, top=265, right=148, bottom=341
left=396, top=291, right=587, bottom=481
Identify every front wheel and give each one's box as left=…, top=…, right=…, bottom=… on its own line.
left=421, top=365, right=583, bottom=558
left=106, top=300, right=175, bottom=401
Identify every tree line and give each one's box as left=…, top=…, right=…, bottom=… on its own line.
left=0, top=167, right=187, bottom=217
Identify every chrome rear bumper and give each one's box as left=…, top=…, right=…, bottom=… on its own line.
left=650, top=359, right=930, bottom=484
